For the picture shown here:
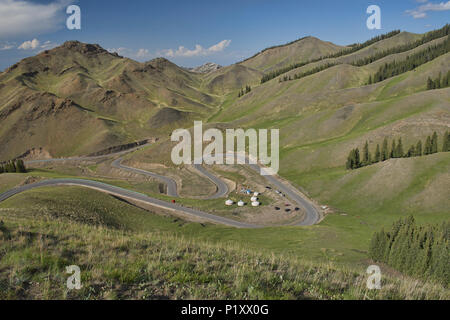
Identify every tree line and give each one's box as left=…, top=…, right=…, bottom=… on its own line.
left=279, top=62, right=339, bottom=83
left=427, top=71, right=450, bottom=90
left=260, top=30, right=401, bottom=84
left=330, top=30, right=401, bottom=57
left=242, top=36, right=310, bottom=65
left=0, top=159, right=27, bottom=174
left=346, top=131, right=450, bottom=170
left=262, top=25, right=449, bottom=86
left=368, top=36, right=450, bottom=85
left=353, top=24, right=449, bottom=67
left=369, top=216, right=449, bottom=285
left=237, top=85, right=252, bottom=98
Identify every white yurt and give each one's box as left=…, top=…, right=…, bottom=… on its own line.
left=253, top=192, right=259, bottom=197
left=250, top=196, right=258, bottom=202
left=237, top=201, right=245, bottom=207
left=251, top=201, right=260, bottom=207
left=225, top=200, right=234, bottom=206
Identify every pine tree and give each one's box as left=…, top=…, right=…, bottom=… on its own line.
left=374, top=144, right=381, bottom=163
left=431, top=132, right=438, bottom=154
left=436, top=72, right=442, bottom=89
left=427, top=77, right=434, bottom=90
left=416, top=140, right=423, bottom=156
left=390, top=140, right=396, bottom=158
left=424, top=136, right=432, bottom=155
left=354, top=148, right=361, bottom=168
left=363, top=141, right=370, bottom=165
left=346, top=150, right=353, bottom=170
left=407, top=145, right=416, bottom=158
left=396, top=138, right=404, bottom=158
left=346, top=148, right=362, bottom=169
left=381, top=138, right=389, bottom=161
left=0, top=164, right=4, bottom=174
left=443, top=70, right=450, bottom=87
left=5, top=161, right=16, bottom=173
left=443, top=131, right=450, bottom=152
left=15, top=160, right=26, bottom=173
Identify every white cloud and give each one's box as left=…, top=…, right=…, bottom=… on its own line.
left=107, top=40, right=231, bottom=61
left=406, top=1, right=450, bottom=18
left=17, top=39, right=57, bottom=51
left=161, top=40, right=232, bottom=58
left=107, top=47, right=128, bottom=56
left=40, top=40, right=56, bottom=50
left=0, top=43, right=14, bottom=50
left=136, top=48, right=150, bottom=59
left=0, top=0, right=70, bottom=38
left=107, top=47, right=153, bottom=61
left=18, top=38, right=40, bottom=50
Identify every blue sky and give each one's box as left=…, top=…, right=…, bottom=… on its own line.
left=0, top=0, right=449, bottom=70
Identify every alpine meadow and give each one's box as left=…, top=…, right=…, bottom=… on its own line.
left=0, top=1, right=449, bottom=303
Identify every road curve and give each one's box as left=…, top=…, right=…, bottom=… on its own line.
left=248, top=164, right=319, bottom=226
left=193, top=164, right=229, bottom=199
left=21, top=148, right=320, bottom=226
left=25, top=146, right=229, bottom=200
left=0, top=179, right=259, bottom=229
left=200, top=153, right=320, bottom=226
left=111, top=157, right=179, bottom=198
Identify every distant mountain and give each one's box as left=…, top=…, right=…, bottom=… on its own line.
left=0, top=41, right=219, bottom=160
left=0, top=26, right=449, bottom=162
left=188, top=62, right=222, bottom=73
left=239, top=36, right=346, bottom=73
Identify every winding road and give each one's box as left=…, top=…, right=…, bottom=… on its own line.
left=111, top=157, right=179, bottom=198
left=0, top=179, right=258, bottom=228
left=1, top=146, right=320, bottom=227
left=193, top=164, right=229, bottom=199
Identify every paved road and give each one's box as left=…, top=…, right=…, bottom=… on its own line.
left=248, top=163, right=319, bottom=226
left=201, top=153, right=320, bottom=226
left=0, top=179, right=258, bottom=228
left=17, top=148, right=320, bottom=227
left=112, top=158, right=229, bottom=200
left=25, top=145, right=229, bottom=200
left=193, top=164, right=229, bottom=199
left=111, top=157, right=179, bottom=197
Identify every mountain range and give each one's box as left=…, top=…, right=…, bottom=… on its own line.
left=0, top=24, right=449, bottom=300
left=1, top=28, right=448, bottom=165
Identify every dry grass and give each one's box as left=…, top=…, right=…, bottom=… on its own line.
left=0, top=212, right=447, bottom=300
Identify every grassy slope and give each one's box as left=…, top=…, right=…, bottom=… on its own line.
left=0, top=29, right=449, bottom=298
left=1, top=148, right=449, bottom=270
left=0, top=43, right=220, bottom=160
left=240, top=36, right=346, bottom=73
left=1, top=187, right=448, bottom=300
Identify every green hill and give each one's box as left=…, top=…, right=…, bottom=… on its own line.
left=0, top=42, right=219, bottom=160
left=0, top=26, right=449, bottom=299
left=0, top=184, right=447, bottom=299
left=240, top=36, right=346, bottom=73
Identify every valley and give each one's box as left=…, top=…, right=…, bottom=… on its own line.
left=0, top=24, right=449, bottom=300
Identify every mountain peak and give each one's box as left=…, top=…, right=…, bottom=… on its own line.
left=57, top=41, right=112, bottom=56
left=188, top=62, right=222, bottom=73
